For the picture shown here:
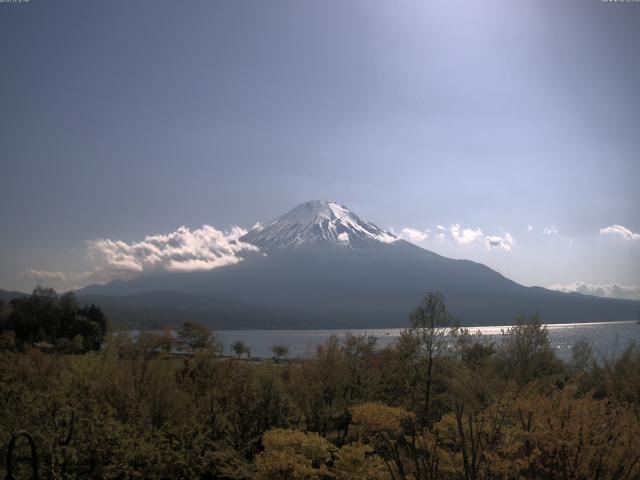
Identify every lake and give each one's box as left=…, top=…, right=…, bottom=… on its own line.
left=216, top=320, right=640, bottom=361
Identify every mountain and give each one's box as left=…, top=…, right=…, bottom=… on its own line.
left=77, top=201, right=640, bottom=328
left=0, top=289, right=28, bottom=303
left=241, top=200, right=396, bottom=250
left=77, top=291, right=307, bottom=330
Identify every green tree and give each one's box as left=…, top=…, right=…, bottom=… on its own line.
left=177, top=321, right=214, bottom=353
left=71, top=334, right=85, bottom=353
left=80, top=303, right=108, bottom=337
left=271, top=344, right=289, bottom=362
left=407, top=292, right=454, bottom=422
left=231, top=339, right=250, bottom=358
left=568, top=337, right=595, bottom=377
left=3, top=287, right=107, bottom=351
left=496, top=314, right=562, bottom=385
left=55, top=336, right=72, bottom=354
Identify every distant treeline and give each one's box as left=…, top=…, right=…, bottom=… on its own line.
left=1, top=293, right=639, bottom=479
left=0, top=286, right=107, bottom=353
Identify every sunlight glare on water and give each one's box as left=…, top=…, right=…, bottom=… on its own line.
left=215, top=320, right=640, bottom=361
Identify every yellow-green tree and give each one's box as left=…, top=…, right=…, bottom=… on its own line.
left=255, top=428, right=334, bottom=480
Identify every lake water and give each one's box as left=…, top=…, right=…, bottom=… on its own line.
left=216, top=321, right=640, bottom=361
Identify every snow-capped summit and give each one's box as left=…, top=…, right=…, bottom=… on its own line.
left=241, top=200, right=396, bottom=251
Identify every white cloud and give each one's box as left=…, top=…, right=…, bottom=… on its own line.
left=527, top=225, right=533, bottom=232
left=22, top=269, right=128, bottom=289
left=337, top=232, right=350, bottom=243
left=25, top=224, right=259, bottom=289
left=599, top=224, right=640, bottom=241
left=375, top=232, right=397, bottom=244
left=450, top=224, right=483, bottom=245
left=88, top=225, right=258, bottom=273
left=542, top=225, right=558, bottom=235
left=483, top=233, right=514, bottom=252
left=24, top=270, right=68, bottom=283
left=398, top=223, right=515, bottom=252
left=548, top=282, right=640, bottom=301
left=23, top=270, right=93, bottom=284
left=398, top=227, right=429, bottom=243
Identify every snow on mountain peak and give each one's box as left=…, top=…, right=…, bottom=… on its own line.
left=241, top=200, right=397, bottom=250
left=277, top=201, right=360, bottom=224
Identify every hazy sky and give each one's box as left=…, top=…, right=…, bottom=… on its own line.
left=1, top=0, right=639, bottom=297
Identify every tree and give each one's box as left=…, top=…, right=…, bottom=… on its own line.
left=71, top=334, right=85, bottom=353
left=568, top=337, right=595, bottom=376
left=55, top=337, right=72, bottom=354
left=453, top=328, right=495, bottom=368
left=80, top=303, right=108, bottom=337
left=71, top=316, right=103, bottom=351
left=271, top=344, right=289, bottom=362
left=343, top=333, right=378, bottom=401
left=407, top=292, right=454, bottom=422
left=156, top=326, right=174, bottom=353
left=350, top=402, right=418, bottom=479
left=255, top=429, right=334, bottom=480
left=483, top=389, right=640, bottom=479
left=256, top=428, right=387, bottom=480
left=57, top=291, right=80, bottom=339
left=3, top=287, right=106, bottom=351
left=496, top=314, right=562, bottom=385
left=177, top=321, right=214, bottom=353
left=231, top=340, right=250, bottom=358
left=332, top=443, right=387, bottom=480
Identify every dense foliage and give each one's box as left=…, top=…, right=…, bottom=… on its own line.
left=0, top=287, right=107, bottom=353
left=1, top=293, right=640, bottom=479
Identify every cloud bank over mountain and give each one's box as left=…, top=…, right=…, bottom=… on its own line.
left=483, top=233, right=514, bottom=252
left=24, top=225, right=258, bottom=289
left=548, top=282, right=640, bottom=301
left=399, top=223, right=514, bottom=252
left=451, top=224, right=484, bottom=245
left=398, top=228, right=429, bottom=243
left=88, top=225, right=257, bottom=273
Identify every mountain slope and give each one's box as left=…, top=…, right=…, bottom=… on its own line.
left=76, top=201, right=640, bottom=328
left=77, top=291, right=308, bottom=330
left=0, top=289, right=29, bottom=303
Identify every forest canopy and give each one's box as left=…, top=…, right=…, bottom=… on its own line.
left=0, top=286, right=107, bottom=353
left=1, top=293, right=639, bottom=479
